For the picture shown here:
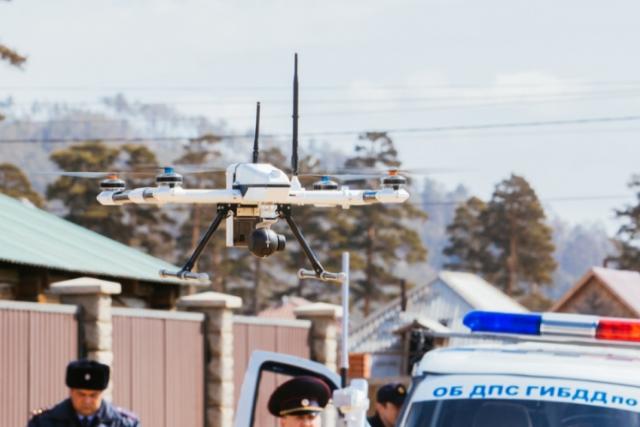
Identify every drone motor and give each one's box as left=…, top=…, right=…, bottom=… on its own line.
left=155, top=167, right=183, bottom=188
left=99, top=175, right=126, bottom=191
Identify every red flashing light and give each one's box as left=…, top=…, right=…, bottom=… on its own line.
left=596, top=318, right=640, bottom=342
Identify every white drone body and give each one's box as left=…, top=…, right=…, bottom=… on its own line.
left=96, top=163, right=409, bottom=208
left=90, top=55, right=411, bottom=283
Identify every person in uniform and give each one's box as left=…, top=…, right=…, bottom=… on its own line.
left=27, top=359, right=140, bottom=427
left=367, top=382, right=407, bottom=427
left=267, top=375, right=332, bottom=427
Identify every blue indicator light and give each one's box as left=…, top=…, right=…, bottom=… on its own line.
left=321, top=175, right=330, bottom=182
left=464, top=311, right=542, bottom=335
left=164, top=167, right=174, bottom=174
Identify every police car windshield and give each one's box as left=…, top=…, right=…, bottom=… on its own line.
left=404, top=398, right=640, bottom=427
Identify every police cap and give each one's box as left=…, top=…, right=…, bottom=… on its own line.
left=268, top=376, right=331, bottom=417
left=65, top=359, right=110, bottom=391
left=376, top=383, right=407, bottom=407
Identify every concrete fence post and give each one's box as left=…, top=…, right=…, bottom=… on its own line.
left=177, top=291, right=242, bottom=427
left=49, top=277, right=121, bottom=399
left=294, top=303, right=342, bottom=372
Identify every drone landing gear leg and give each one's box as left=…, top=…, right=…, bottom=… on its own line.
left=160, top=205, right=231, bottom=282
left=278, top=205, right=343, bottom=283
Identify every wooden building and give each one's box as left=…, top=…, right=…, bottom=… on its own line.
left=0, top=193, right=194, bottom=308
left=551, top=267, right=640, bottom=318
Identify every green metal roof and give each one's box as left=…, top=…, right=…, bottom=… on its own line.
left=0, top=193, right=191, bottom=286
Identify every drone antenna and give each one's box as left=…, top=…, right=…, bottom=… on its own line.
left=291, top=53, right=299, bottom=176
left=253, top=102, right=260, bottom=163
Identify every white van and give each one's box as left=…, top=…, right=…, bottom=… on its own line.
left=236, top=311, right=640, bottom=427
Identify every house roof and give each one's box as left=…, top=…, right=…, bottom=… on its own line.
left=349, top=271, right=526, bottom=353
left=438, top=271, right=528, bottom=312
left=0, top=193, right=191, bottom=286
left=551, top=267, right=640, bottom=316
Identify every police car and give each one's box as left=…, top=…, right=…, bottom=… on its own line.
left=236, top=311, right=640, bottom=427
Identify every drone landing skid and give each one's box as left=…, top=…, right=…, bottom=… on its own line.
left=160, top=205, right=232, bottom=283
left=278, top=205, right=343, bottom=283
left=159, top=203, right=343, bottom=284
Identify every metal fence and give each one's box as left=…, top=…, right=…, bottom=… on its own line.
left=233, top=316, right=311, bottom=427
left=1, top=300, right=312, bottom=427
left=0, top=300, right=78, bottom=427
left=112, top=308, right=205, bottom=427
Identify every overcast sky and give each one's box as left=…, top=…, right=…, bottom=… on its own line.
left=2, top=0, right=640, bottom=232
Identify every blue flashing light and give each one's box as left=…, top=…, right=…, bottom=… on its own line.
left=164, top=167, right=175, bottom=174
left=463, top=311, right=542, bottom=335
left=321, top=175, right=330, bottom=182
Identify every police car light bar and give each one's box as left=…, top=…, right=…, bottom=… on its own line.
left=463, top=311, right=640, bottom=343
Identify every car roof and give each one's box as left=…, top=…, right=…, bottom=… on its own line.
left=417, top=341, right=640, bottom=387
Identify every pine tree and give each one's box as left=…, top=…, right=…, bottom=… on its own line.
left=612, top=175, right=640, bottom=270
left=0, top=163, right=44, bottom=207
left=443, top=175, right=557, bottom=300
left=339, top=132, right=428, bottom=317
left=443, top=196, right=492, bottom=274
left=483, top=174, right=557, bottom=296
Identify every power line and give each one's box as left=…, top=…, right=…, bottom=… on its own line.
left=1, top=114, right=640, bottom=144
left=5, top=88, right=640, bottom=123
left=5, top=79, right=640, bottom=91
left=6, top=87, right=640, bottom=109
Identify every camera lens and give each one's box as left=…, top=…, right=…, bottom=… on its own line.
left=249, top=228, right=286, bottom=257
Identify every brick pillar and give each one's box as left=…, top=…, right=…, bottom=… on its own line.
left=177, top=291, right=242, bottom=427
left=294, top=303, right=342, bottom=372
left=49, top=277, right=121, bottom=399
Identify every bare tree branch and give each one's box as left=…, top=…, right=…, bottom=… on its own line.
left=0, top=44, right=26, bottom=67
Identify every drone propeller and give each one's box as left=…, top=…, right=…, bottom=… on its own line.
left=298, top=167, right=460, bottom=183
left=33, top=170, right=156, bottom=179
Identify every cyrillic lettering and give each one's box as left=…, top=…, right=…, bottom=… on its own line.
left=469, top=385, right=487, bottom=399
left=612, top=396, right=625, bottom=405
left=626, top=398, right=638, bottom=407
left=526, top=386, right=539, bottom=396
left=450, top=386, right=463, bottom=397
left=540, top=386, right=555, bottom=397
left=571, top=389, right=589, bottom=403
left=488, top=385, right=504, bottom=396
left=433, top=387, right=447, bottom=397
left=590, top=391, right=607, bottom=404
left=558, top=387, right=571, bottom=398
left=505, top=386, right=519, bottom=396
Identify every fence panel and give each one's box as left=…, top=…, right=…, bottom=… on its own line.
left=112, top=308, right=204, bottom=427
left=233, top=316, right=311, bottom=427
left=0, top=301, right=77, bottom=427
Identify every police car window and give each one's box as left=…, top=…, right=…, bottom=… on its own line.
left=405, top=399, right=640, bottom=427
left=403, top=374, right=640, bottom=427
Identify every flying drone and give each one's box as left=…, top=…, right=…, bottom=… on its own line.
left=75, top=55, right=411, bottom=283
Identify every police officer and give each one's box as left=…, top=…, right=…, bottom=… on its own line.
left=28, top=359, right=140, bottom=427
left=367, top=383, right=407, bottom=427
left=267, top=376, right=332, bottom=427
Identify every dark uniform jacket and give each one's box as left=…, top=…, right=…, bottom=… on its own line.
left=367, top=413, right=385, bottom=427
left=28, top=398, right=139, bottom=427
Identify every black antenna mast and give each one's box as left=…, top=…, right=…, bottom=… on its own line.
left=253, top=102, right=260, bottom=163
left=291, top=53, right=299, bottom=176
